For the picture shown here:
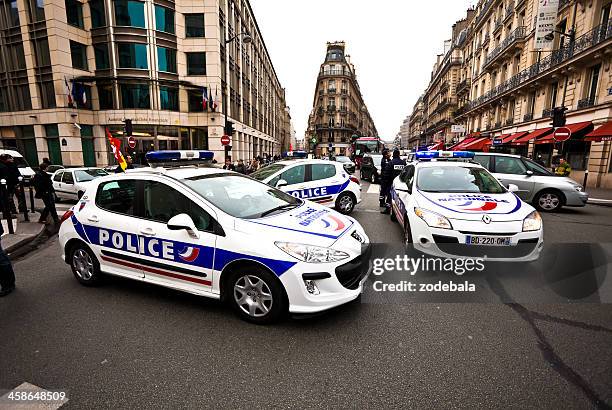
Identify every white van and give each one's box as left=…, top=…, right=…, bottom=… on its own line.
left=0, top=149, right=36, bottom=185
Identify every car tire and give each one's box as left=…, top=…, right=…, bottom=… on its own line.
left=403, top=216, right=414, bottom=252
left=70, top=243, right=103, bottom=286
left=336, top=192, right=356, bottom=215
left=390, top=203, right=397, bottom=222
left=226, top=266, right=287, bottom=324
left=533, top=189, right=564, bottom=212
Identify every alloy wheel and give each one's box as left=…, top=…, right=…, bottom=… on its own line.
left=233, top=275, right=273, bottom=318
left=73, top=249, right=94, bottom=280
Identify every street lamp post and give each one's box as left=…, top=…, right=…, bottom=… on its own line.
left=222, top=32, right=252, bottom=162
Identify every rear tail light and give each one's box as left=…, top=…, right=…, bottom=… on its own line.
left=350, top=176, right=360, bottom=185
left=60, top=209, right=74, bottom=225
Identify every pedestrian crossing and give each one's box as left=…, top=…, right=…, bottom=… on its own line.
left=366, top=184, right=379, bottom=194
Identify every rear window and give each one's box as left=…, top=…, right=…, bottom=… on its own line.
left=311, top=164, right=336, bottom=181
left=96, top=180, right=137, bottom=216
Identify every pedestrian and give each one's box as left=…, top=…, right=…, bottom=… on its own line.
left=223, top=158, right=235, bottom=171
left=249, top=158, right=260, bottom=174
left=33, top=162, right=59, bottom=225
left=381, top=149, right=406, bottom=214
left=379, top=149, right=392, bottom=212
left=555, top=157, right=572, bottom=177
left=42, top=157, right=51, bottom=166
left=235, top=160, right=247, bottom=174
left=0, top=220, right=16, bottom=297
left=3, top=155, right=24, bottom=213
left=115, top=155, right=135, bottom=173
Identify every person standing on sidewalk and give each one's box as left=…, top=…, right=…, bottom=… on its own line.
left=33, top=162, right=59, bottom=225
left=0, top=194, right=16, bottom=297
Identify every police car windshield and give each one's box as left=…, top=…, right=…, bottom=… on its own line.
left=183, top=174, right=301, bottom=219
left=417, top=166, right=505, bottom=194
left=250, top=164, right=286, bottom=181
left=75, top=169, right=108, bottom=182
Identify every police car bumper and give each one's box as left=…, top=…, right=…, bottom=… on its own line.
left=283, top=235, right=371, bottom=314
left=411, top=220, right=544, bottom=262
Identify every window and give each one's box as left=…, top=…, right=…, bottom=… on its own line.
left=32, top=37, right=51, bottom=67
left=186, top=52, right=206, bottom=75
left=62, top=172, right=74, bottom=184
left=13, top=85, right=31, bottom=111
left=120, top=83, right=149, bottom=108
left=159, top=86, right=178, bottom=111
left=98, top=82, right=114, bottom=109
left=8, top=0, right=19, bottom=26
left=400, top=165, right=415, bottom=187
left=65, top=0, right=83, bottom=28
left=143, top=181, right=212, bottom=231
left=96, top=180, right=137, bottom=216
left=154, top=5, right=174, bottom=34
left=114, top=0, right=144, bottom=28
left=310, top=164, right=336, bottom=181
left=417, top=166, right=504, bottom=194
left=494, top=156, right=527, bottom=175
left=587, top=64, right=601, bottom=103
left=28, top=0, right=45, bottom=21
left=549, top=82, right=558, bottom=108
left=473, top=155, right=491, bottom=170
left=89, top=0, right=106, bottom=28
left=70, top=41, right=88, bottom=71
left=188, top=90, right=204, bottom=112
left=527, top=90, right=536, bottom=116
left=157, top=47, right=176, bottom=73
left=185, top=13, right=204, bottom=37
left=53, top=172, right=63, bottom=182
left=281, top=165, right=306, bottom=185
left=39, top=81, right=56, bottom=108
left=44, top=124, right=62, bottom=165
left=522, top=158, right=552, bottom=176
left=94, top=44, right=110, bottom=69
left=118, top=43, right=148, bottom=69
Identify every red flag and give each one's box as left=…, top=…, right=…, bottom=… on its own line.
left=106, top=128, right=127, bottom=170
left=202, top=88, right=208, bottom=110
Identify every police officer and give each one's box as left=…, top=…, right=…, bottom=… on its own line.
left=381, top=149, right=406, bottom=214
left=378, top=149, right=392, bottom=211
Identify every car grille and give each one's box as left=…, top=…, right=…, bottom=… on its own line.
left=431, top=235, right=538, bottom=258
left=335, top=244, right=371, bottom=290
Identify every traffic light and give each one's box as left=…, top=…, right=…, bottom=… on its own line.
left=224, top=120, right=235, bottom=136
left=552, top=107, right=567, bottom=127
left=124, top=119, right=133, bottom=137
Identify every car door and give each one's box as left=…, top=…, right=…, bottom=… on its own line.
left=62, top=171, right=77, bottom=200
left=52, top=171, right=63, bottom=199
left=492, top=156, right=535, bottom=200
left=301, top=163, right=340, bottom=203
left=138, top=178, right=216, bottom=293
left=82, top=178, right=144, bottom=280
left=274, top=164, right=308, bottom=199
left=391, top=164, right=414, bottom=224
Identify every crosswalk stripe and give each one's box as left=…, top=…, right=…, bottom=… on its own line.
left=366, top=184, right=379, bottom=194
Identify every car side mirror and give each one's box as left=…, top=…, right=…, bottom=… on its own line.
left=276, top=179, right=288, bottom=188
left=507, top=183, right=520, bottom=193
left=168, top=213, right=200, bottom=239
left=525, top=170, right=534, bottom=177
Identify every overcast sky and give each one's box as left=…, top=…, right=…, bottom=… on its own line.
left=251, top=0, right=476, bottom=142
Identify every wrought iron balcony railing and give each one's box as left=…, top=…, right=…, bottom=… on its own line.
left=542, top=108, right=553, bottom=118
left=577, top=96, right=596, bottom=109
left=483, top=26, right=527, bottom=68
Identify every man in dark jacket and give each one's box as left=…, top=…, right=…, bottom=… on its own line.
left=33, top=162, right=59, bottom=224
left=235, top=160, right=247, bottom=174
left=115, top=155, right=135, bottom=173
left=381, top=149, right=406, bottom=214
left=0, top=189, right=16, bottom=297
left=223, top=158, right=235, bottom=171
left=379, top=149, right=392, bottom=210
left=3, top=155, right=23, bottom=213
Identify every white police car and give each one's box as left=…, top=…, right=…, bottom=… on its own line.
left=390, top=151, right=544, bottom=262
left=58, top=151, right=370, bottom=324
left=251, top=157, right=361, bottom=214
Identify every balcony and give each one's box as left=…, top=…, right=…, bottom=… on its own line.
left=456, top=78, right=471, bottom=95
left=328, top=88, right=336, bottom=94
left=505, top=117, right=514, bottom=126
left=494, top=121, right=502, bottom=129
left=542, top=108, right=553, bottom=118
left=578, top=96, right=596, bottom=109
left=338, top=106, right=348, bottom=113
left=483, top=26, right=527, bottom=69
left=524, top=113, right=534, bottom=122
left=482, top=33, right=490, bottom=46
left=340, top=89, right=348, bottom=95
left=559, top=0, right=571, bottom=10
left=327, top=105, right=336, bottom=112
left=493, top=19, right=503, bottom=34
left=504, top=5, right=514, bottom=23
left=319, top=69, right=353, bottom=78
left=453, top=104, right=468, bottom=117
left=475, top=0, right=494, bottom=28
left=464, top=20, right=612, bottom=115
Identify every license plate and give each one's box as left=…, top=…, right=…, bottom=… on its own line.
left=465, top=235, right=511, bottom=246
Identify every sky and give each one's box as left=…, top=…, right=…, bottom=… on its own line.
left=251, top=0, right=476, bottom=142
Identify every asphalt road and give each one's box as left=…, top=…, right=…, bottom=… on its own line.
left=1, top=179, right=611, bottom=409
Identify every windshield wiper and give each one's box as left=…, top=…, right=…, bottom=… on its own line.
left=260, top=203, right=298, bottom=217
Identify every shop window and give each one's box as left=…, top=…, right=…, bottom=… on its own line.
left=70, top=41, right=88, bottom=71
left=114, top=0, right=144, bottom=28
left=186, top=52, right=206, bottom=75
left=120, top=83, right=149, bottom=109
left=94, top=43, right=110, bottom=69
left=157, top=47, right=176, bottom=73
left=65, top=0, right=84, bottom=28
left=185, top=13, right=204, bottom=37
left=118, top=43, right=148, bottom=69
left=154, top=5, right=174, bottom=34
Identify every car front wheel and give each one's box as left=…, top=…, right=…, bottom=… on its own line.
left=534, top=190, right=563, bottom=212
left=336, top=192, right=356, bottom=214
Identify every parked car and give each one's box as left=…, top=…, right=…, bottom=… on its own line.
left=359, top=154, right=383, bottom=183
left=473, top=152, right=588, bottom=212
left=46, top=165, right=65, bottom=176
left=0, top=149, right=36, bottom=185
left=52, top=168, right=109, bottom=201
left=334, top=156, right=356, bottom=174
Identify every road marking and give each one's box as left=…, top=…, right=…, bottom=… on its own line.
left=0, top=382, right=69, bottom=409
left=366, top=184, right=379, bottom=194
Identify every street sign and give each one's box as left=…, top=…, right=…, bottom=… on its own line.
left=553, top=127, right=571, bottom=142
left=493, top=137, right=503, bottom=145
left=128, top=136, right=136, bottom=149
left=221, top=135, right=231, bottom=146
left=451, top=124, right=466, bottom=133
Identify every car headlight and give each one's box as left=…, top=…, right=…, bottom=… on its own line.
left=275, top=242, right=350, bottom=263
left=522, top=210, right=542, bottom=232
left=414, top=207, right=453, bottom=229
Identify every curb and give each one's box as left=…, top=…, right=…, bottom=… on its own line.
left=6, top=224, right=53, bottom=259
left=587, top=198, right=612, bottom=207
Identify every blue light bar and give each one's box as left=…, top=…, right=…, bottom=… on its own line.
left=415, top=150, right=475, bottom=160
left=283, top=151, right=307, bottom=159
left=146, top=150, right=214, bottom=163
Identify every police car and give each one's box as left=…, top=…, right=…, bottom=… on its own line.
left=58, top=151, right=371, bottom=324
left=390, top=151, right=544, bottom=262
left=251, top=156, right=361, bottom=215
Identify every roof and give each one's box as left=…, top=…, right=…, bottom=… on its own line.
left=274, top=159, right=343, bottom=166
left=416, top=160, right=483, bottom=169
left=121, top=166, right=228, bottom=180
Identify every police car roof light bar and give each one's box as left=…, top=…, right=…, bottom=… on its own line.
left=415, top=150, right=475, bottom=161
left=145, top=150, right=215, bottom=168
left=283, top=151, right=308, bottom=159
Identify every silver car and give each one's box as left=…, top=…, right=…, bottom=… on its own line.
left=473, top=152, right=588, bottom=212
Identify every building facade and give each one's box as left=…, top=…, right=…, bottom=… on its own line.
left=408, top=0, right=612, bottom=188
left=0, top=0, right=290, bottom=167
left=306, top=42, right=377, bottom=156
left=397, top=115, right=410, bottom=149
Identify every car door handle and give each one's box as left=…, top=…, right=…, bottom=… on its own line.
left=87, top=216, right=99, bottom=223
left=140, top=228, right=156, bottom=237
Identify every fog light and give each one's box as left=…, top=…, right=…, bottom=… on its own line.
left=304, top=280, right=320, bottom=295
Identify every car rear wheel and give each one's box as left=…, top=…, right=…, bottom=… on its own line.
left=336, top=192, right=356, bottom=214
left=534, top=190, right=563, bottom=212
left=70, top=244, right=102, bottom=286
left=227, top=266, right=287, bottom=324
left=390, top=203, right=397, bottom=222
left=403, top=217, right=414, bottom=252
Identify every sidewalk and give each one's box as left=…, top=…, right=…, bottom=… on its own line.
left=586, top=187, right=612, bottom=206
left=1, top=213, right=46, bottom=256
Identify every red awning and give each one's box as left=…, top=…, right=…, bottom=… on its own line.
left=585, top=121, right=612, bottom=142
left=511, top=128, right=553, bottom=145
left=463, top=136, right=489, bottom=151
left=428, top=141, right=444, bottom=151
left=535, top=122, right=593, bottom=144
left=452, top=136, right=477, bottom=151
left=504, top=131, right=529, bottom=144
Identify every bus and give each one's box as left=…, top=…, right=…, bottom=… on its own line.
left=351, top=137, right=382, bottom=169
